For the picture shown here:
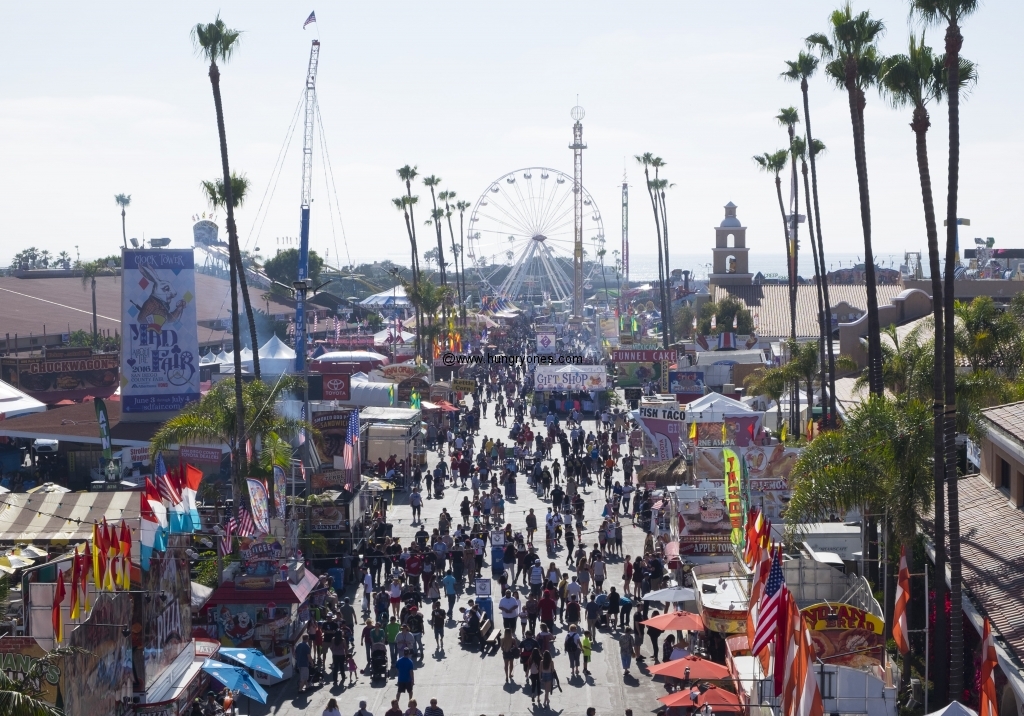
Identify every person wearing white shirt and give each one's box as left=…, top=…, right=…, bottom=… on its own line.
left=498, top=589, right=521, bottom=634
left=566, top=576, right=582, bottom=602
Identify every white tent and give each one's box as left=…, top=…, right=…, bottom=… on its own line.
left=373, top=328, right=416, bottom=346
left=684, top=392, right=754, bottom=415
left=359, top=285, right=410, bottom=308
left=345, top=372, right=398, bottom=408
left=242, top=335, right=296, bottom=375
left=0, top=379, right=46, bottom=420
left=199, top=352, right=218, bottom=365
left=927, top=704, right=977, bottom=716
left=315, top=350, right=389, bottom=365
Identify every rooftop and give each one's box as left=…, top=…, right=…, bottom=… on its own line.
left=0, top=400, right=160, bottom=447
left=981, top=400, right=1024, bottom=444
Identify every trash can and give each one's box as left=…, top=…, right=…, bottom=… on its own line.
left=491, top=546, right=505, bottom=579
left=476, top=596, right=494, bottom=623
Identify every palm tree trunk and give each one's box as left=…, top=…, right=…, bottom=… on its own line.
left=944, top=20, right=966, bottom=702
left=844, top=66, right=883, bottom=397
left=912, top=103, right=949, bottom=692
left=658, top=189, right=673, bottom=346
left=459, top=211, right=468, bottom=325
left=121, top=208, right=128, bottom=250
left=445, top=214, right=463, bottom=316
left=403, top=209, right=422, bottom=359
left=91, top=277, right=98, bottom=341
left=802, top=162, right=828, bottom=422
left=208, top=59, right=246, bottom=499
left=802, top=79, right=838, bottom=429
left=774, top=176, right=796, bottom=437
left=231, top=244, right=261, bottom=379
left=789, top=137, right=801, bottom=440
left=643, top=169, right=668, bottom=350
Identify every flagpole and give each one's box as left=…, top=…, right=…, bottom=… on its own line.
left=924, top=565, right=929, bottom=715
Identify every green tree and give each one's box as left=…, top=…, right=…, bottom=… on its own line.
left=263, top=248, right=323, bottom=293
left=0, top=642, right=68, bottom=716
left=807, top=3, right=886, bottom=397
left=396, top=164, right=423, bottom=357
left=777, top=106, right=801, bottom=346
left=57, top=251, right=71, bottom=270
left=80, top=260, right=115, bottom=341
left=201, top=172, right=261, bottom=378
left=192, top=13, right=247, bottom=491
left=114, top=194, right=131, bottom=249
left=455, top=200, right=471, bottom=323
left=636, top=153, right=670, bottom=349
left=782, top=51, right=840, bottom=427
left=403, top=279, right=455, bottom=353
left=422, top=175, right=447, bottom=286
left=695, top=296, right=754, bottom=336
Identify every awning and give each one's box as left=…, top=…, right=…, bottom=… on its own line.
left=433, top=400, right=460, bottom=412
left=0, top=491, right=140, bottom=543
left=0, top=401, right=158, bottom=448
left=205, top=570, right=319, bottom=606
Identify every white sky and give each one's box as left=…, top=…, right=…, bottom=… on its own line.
left=0, top=1, right=1020, bottom=270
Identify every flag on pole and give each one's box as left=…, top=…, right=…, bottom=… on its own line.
left=343, top=409, right=360, bottom=487
left=688, top=422, right=697, bottom=441
left=155, top=453, right=187, bottom=532
left=52, top=569, right=66, bottom=644
left=229, top=507, right=256, bottom=538
left=782, top=595, right=824, bottom=716
left=980, top=618, right=999, bottom=716
left=219, top=516, right=233, bottom=557
left=105, top=520, right=119, bottom=591
left=303, top=11, right=316, bottom=28
left=751, top=546, right=787, bottom=657
left=69, top=550, right=81, bottom=620
left=81, top=540, right=92, bottom=611
left=140, top=482, right=162, bottom=571
left=95, top=521, right=109, bottom=591
left=119, top=519, right=132, bottom=590
left=181, top=462, right=203, bottom=532
left=893, top=546, right=910, bottom=656
left=780, top=422, right=788, bottom=442
left=91, top=523, right=102, bottom=589
left=144, top=477, right=169, bottom=555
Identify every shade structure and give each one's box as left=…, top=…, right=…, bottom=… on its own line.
left=201, top=659, right=269, bottom=704
left=642, top=610, right=705, bottom=632
left=927, top=704, right=979, bottom=716
left=648, top=654, right=732, bottom=681
left=0, top=378, right=47, bottom=419
left=373, top=328, right=416, bottom=346
left=241, top=335, right=297, bottom=375
left=658, top=685, right=743, bottom=712
left=644, top=586, right=696, bottom=603
left=26, top=482, right=71, bottom=494
left=359, top=285, right=410, bottom=308
left=218, top=648, right=284, bottom=679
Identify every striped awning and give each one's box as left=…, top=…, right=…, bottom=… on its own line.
left=0, top=491, right=140, bottom=543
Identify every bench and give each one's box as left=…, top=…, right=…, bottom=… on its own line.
left=479, top=619, right=494, bottom=644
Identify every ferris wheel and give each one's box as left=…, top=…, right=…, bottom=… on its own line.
left=466, top=167, right=605, bottom=305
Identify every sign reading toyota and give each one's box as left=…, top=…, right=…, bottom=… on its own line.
left=534, top=366, right=607, bottom=391
left=323, top=374, right=351, bottom=401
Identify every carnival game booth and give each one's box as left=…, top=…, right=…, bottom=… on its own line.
left=198, top=554, right=321, bottom=686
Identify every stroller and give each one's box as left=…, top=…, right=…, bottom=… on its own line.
left=369, top=643, right=389, bottom=682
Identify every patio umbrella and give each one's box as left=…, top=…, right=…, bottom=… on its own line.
left=641, top=610, right=705, bottom=632
left=26, top=482, right=70, bottom=494
left=0, top=553, right=35, bottom=570
left=643, top=586, right=696, bottom=603
left=648, top=654, right=732, bottom=681
left=201, top=659, right=269, bottom=704
left=658, top=685, right=744, bottom=712
left=218, top=648, right=284, bottom=679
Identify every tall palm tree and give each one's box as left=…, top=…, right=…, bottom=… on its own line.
left=652, top=158, right=673, bottom=345
left=456, top=200, right=471, bottom=324
left=201, top=172, right=261, bottom=379
left=393, top=188, right=422, bottom=358
left=57, top=251, right=71, bottom=270
left=635, top=153, right=669, bottom=348
left=792, top=136, right=829, bottom=418
left=192, top=15, right=247, bottom=487
left=911, top=0, right=979, bottom=701
left=114, top=193, right=132, bottom=249
left=80, top=260, right=113, bottom=342
left=776, top=107, right=801, bottom=345
left=783, top=52, right=840, bottom=427
left=439, top=190, right=463, bottom=313
left=807, top=3, right=886, bottom=397
left=422, top=176, right=446, bottom=287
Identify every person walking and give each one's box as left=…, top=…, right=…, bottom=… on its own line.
left=430, top=602, right=446, bottom=651
left=441, top=570, right=457, bottom=618
left=581, top=630, right=593, bottom=675
left=619, top=629, right=636, bottom=677
left=395, top=649, right=415, bottom=701
left=499, top=628, right=520, bottom=682
left=527, top=648, right=542, bottom=702
left=498, top=589, right=521, bottom=635
left=540, top=652, right=556, bottom=707
left=403, top=699, right=422, bottom=716
left=423, top=699, right=444, bottom=716
left=294, top=634, right=312, bottom=692
left=410, top=489, right=423, bottom=523
left=584, top=595, right=600, bottom=644
left=564, top=624, right=582, bottom=677
left=646, top=610, right=663, bottom=663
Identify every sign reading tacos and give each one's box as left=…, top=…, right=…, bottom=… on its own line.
left=121, top=249, right=200, bottom=413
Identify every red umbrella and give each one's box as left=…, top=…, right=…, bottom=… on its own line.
left=658, top=685, right=743, bottom=712
left=641, top=610, right=705, bottom=632
left=648, top=654, right=732, bottom=681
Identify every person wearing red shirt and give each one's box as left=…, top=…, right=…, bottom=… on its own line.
left=538, top=593, right=557, bottom=626
left=405, top=551, right=424, bottom=589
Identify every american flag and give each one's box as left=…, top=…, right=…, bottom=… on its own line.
left=218, top=517, right=233, bottom=557
left=155, top=453, right=181, bottom=504
left=343, top=410, right=360, bottom=484
left=751, top=546, right=787, bottom=657
left=303, top=11, right=316, bottom=28
left=229, top=507, right=256, bottom=538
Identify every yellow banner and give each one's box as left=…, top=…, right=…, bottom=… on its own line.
left=723, top=448, right=743, bottom=544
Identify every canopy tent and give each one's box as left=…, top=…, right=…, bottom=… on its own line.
left=359, top=285, right=410, bottom=308
left=320, top=372, right=401, bottom=408
left=0, top=491, right=140, bottom=543
left=373, top=328, right=416, bottom=346
left=315, top=350, right=389, bottom=365
left=0, top=379, right=47, bottom=420
left=241, top=335, right=296, bottom=375
left=684, top=391, right=755, bottom=415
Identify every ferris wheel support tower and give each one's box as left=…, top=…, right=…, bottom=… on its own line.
left=622, top=172, right=629, bottom=286
left=570, top=106, right=587, bottom=318
left=294, top=39, right=320, bottom=373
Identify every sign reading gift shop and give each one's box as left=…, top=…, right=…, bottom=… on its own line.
left=120, top=249, right=200, bottom=413
left=534, top=366, right=607, bottom=391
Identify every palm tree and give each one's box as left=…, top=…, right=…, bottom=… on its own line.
left=783, top=52, right=840, bottom=428
left=393, top=189, right=422, bottom=358
left=911, top=1, right=979, bottom=700
left=114, top=194, right=132, bottom=249
left=596, top=245, right=610, bottom=307
left=439, top=190, right=463, bottom=312
left=0, top=644, right=69, bottom=716
left=57, top=251, right=71, bottom=270
left=792, top=137, right=829, bottom=419
left=744, top=365, right=789, bottom=433
left=807, top=3, right=886, bottom=397
left=652, top=158, right=673, bottom=345
left=776, top=107, right=801, bottom=344
left=403, top=280, right=455, bottom=356
left=422, top=176, right=447, bottom=286
left=80, top=260, right=114, bottom=342
left=151, top=378, right=312, bottom=505
left=201, top=172, right=261, bottom=379
left=635, top=154, right=669, bottom=349
left=192, top=14, right=247, bottom=483
left=455, top=200, right=471, bottom=323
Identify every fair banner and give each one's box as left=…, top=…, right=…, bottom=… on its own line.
left=722, top=448, right=743, bottom=544
left=669, top=371, right=705, bottom=394
left=801, top=603, right=885, bottom=668
left=273, top=465, right=287, bottom=519
left=121, top=249, right=199, bottom=413
left=534, top=366, right=607, bottom=391
left=246, top=478, right=271, bottom=535
left=693, top=444, right=802, bottom=522
left=612, top=349, right=677, bottom=362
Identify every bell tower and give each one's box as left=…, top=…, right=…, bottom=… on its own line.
left=709, top=202, right=752, bottom=287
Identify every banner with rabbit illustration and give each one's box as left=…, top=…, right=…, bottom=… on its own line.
left=120, top=249, right=200, bottom=413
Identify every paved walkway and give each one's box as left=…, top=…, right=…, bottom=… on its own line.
left=252, top=401, right=668, bottom=716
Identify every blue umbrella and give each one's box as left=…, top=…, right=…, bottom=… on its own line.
left=201, top=659, right=269, bottom=704
left=218, top=648, right=285, bottom=679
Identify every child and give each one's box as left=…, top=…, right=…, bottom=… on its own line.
left=347, top=655, right=358, bottom=684
left=581, top=630, right=593, bottom=675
